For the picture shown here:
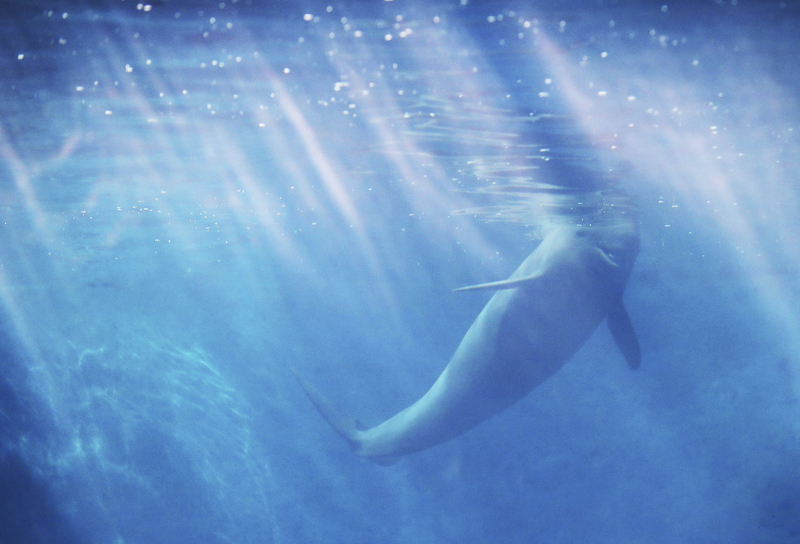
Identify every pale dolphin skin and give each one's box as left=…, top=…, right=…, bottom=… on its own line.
left=294, top=223, right=641, bottom=465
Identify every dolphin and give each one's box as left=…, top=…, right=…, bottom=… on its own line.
left=294, top=222, right=641, bottom=465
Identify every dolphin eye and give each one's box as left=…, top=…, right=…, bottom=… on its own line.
left=594, top=246, right=620, bottom=267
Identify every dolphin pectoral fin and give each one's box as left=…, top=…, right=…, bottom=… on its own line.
left=606, top=301, right=641, bottom=370
left=292, top=368, right=361, bottom=449
left=453, top=274, right=542, bottom=292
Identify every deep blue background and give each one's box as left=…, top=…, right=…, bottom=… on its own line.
left=1, top=0, right=799, bottom=542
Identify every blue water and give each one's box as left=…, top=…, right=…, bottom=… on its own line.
left=1, top=1, right=799, bottom=542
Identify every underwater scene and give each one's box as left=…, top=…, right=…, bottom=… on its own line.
left=1, top=0, right=799, bottom=542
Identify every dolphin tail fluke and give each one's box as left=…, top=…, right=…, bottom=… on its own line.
left=292, top=368, right=362, bottom=448
left=292, top=369, right=402, bottom=466
left=606, top=300, right=641, bottom=370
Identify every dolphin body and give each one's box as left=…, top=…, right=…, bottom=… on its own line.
left=295, top=223, right=641, bottom=465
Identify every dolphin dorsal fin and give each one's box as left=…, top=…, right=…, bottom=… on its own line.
left=453, top=273, right=542, bottom=293
left=606, top=300, right=641, bottom=370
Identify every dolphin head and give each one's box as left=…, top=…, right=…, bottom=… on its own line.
left=576, top=222, right=640, bottom=286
